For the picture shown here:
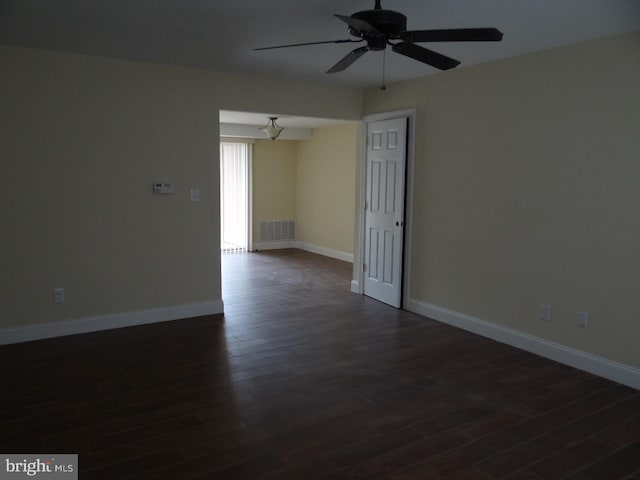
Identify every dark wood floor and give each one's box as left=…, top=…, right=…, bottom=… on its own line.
left=1, top=249, right=639, bottom=479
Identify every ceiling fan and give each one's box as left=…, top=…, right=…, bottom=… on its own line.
left=255, top=0, right=503, bottom=75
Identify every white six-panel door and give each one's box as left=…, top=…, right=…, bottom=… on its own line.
left=363, top=117, right=407, bottom=308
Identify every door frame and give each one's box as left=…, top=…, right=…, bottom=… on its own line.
left=354, top=108, right=416, bottom=308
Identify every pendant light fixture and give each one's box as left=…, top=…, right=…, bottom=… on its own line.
left=261, top=117, right=284, bottom=141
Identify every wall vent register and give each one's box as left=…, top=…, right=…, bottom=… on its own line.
left=259, top=220, right=295, bottom=242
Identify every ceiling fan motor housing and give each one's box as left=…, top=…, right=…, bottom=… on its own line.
left=350, top=9, right=407, bottom=47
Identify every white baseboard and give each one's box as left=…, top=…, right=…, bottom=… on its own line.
left=295, top=241, right=354, bottom=263
left=406, top=298, right=640, bottom=390
left=351, top=280, right=361, bottom=294
left=0, top=300, right=224, bottom=346
left=252, top=240, right=296, bottom=251
left=251, top=240, right=354, bottom=263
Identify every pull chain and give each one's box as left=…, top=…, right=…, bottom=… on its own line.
left=381, top=49, right=387, bottom=90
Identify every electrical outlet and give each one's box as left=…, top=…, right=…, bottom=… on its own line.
left=53, top=288, right=65, bottom=303
left=578, top=311, right=589, bottom=328
left=539, top=304, right=552, bottom=322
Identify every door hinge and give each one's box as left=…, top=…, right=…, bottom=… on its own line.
left=363, top=263, right=366, bottom=273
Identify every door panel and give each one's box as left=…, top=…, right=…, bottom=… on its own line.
left=363, top=117, right=407, bottom=307
left=385, top=161, right=397, bottom=214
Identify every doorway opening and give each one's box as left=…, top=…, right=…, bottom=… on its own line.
left=220, top=141, right=251, bottom=253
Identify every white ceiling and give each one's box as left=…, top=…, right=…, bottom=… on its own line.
left=2, top=0, right=639, bottom=88
left=220, top=111, right=353, bottom=129
left=2, top=1, right=638, bottom=128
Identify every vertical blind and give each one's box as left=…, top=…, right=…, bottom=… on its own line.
left=220, top=142, right=249, bottom=253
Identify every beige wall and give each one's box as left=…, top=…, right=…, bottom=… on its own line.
left=251, top=124, right=360, bottom=257
left=0, top=46, right=362, bottom=330
left=5, top=31, right=637, bottom=373
left=296, top=124, right=360, bottom=255
left=363, top=31, right=640, bottom=367
left=252, top=139, right=297, bottom=242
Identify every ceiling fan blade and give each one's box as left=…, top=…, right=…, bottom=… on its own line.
left=401, top=28, right=503, bottom=43
left=334, top=14, right=380, bottom=35
left=392, top=42, right=460, bottom=70
left=254, top=39, right=361, bottom=51
left=326, top=46, right=369, bottom=74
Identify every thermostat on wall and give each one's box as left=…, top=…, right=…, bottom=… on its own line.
left=153, top=182, right=174, bottom=194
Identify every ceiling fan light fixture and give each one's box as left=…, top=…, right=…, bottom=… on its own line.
left=261, top=117, right=284, bottom=141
